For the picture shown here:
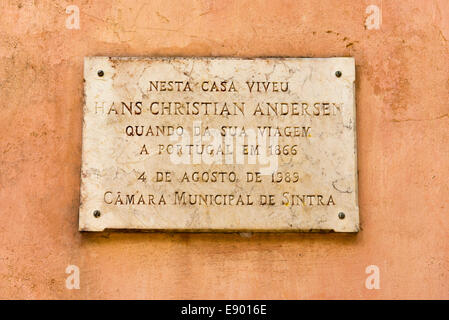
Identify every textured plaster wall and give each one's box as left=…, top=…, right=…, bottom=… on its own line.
left=0, top=0, right=448, bottom=299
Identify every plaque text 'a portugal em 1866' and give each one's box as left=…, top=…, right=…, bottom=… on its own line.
left=79, top=57, right=359, bottom=232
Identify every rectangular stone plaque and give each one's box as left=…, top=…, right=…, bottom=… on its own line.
left=79, top=57, right=359, bottom=232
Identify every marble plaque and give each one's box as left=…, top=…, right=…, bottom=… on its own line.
left=79, top=57, right=359, bottom=232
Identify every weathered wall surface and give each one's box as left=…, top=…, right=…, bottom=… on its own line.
left=0, top=0, right=448, bottom=299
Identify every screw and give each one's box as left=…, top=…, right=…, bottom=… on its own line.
left=338, top=212, right=345, bottom=219
left=97, top=70, right=104, bottom=77
left=335, top=71, right=342, bottom=78
left=93, top=210, right=101, bottom=218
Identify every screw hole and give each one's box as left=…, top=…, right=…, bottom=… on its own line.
left=335, top=71, right=342, bottom=78
left=338, top=212, right=345, bottom=219
left=97, top=70, right=104, bottom=77
left=93, top=210, right=101, bottom=218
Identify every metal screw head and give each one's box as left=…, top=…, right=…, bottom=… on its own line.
left=97, top=70, right=104, bottom=77
left=93, top=210, right=101, bottom=218
left=335, top=71, right=342, bottom=78
left=338, top=212, right=345, bottom=219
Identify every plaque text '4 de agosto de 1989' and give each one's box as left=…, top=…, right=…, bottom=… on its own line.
left=79, top=57, right=359, bottom=232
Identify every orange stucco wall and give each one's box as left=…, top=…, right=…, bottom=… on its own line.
left=0, top=0, right=448, bottom=299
